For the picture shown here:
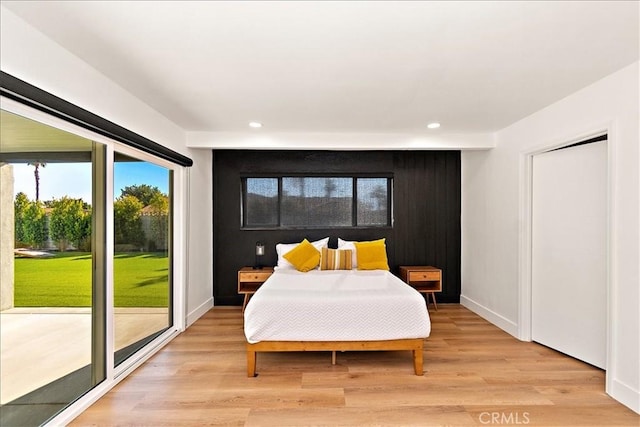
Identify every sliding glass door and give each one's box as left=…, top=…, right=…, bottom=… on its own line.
left=0, top=110, right=105, bottom=425
left=113, top=153, right=172, bottom=366
left=0, top=106, right=177, bottom=426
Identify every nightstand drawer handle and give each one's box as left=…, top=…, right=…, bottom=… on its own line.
left=408, top=271, right=440, bottom=281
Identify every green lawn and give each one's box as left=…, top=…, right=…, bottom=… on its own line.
left=14, top=252, right=169, bottom=307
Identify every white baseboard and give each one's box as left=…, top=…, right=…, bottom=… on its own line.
left=460, top=294, right=519, bottom=338
left=186, top=297, right=214, bottom=327
left=609, top=378, right=640, bottom=414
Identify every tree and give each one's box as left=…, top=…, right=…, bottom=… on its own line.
left=114, top=194, right=144, bottom=246
left=22, top=200, right=47, bottom=249
left=27, top=162, right=46, bottom=201
left=14, top=192, right=30, bottom=245
left=146, top=194, right=169, bottom=251
left=120, top=184, right=163, bottom=207
left=49, top=197, right=90, bottom=251
left=298, top=177, right=306, bottom=197
left=324, top=179, right=337, bottom=198
left=371, top=185, right=387, bottom=210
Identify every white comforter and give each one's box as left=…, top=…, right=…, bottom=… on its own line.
left=244, top=269, right=431, bottom=344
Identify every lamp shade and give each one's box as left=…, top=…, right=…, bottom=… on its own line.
left=254, top=241, right=265, bottom=269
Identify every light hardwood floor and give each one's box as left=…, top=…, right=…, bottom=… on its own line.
left=71, top=305, right=639, bottom=426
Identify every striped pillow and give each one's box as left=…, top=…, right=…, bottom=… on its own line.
left=320, top=247, right=353, bottom=270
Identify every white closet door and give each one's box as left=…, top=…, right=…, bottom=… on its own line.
left=531, top=141, right=607, bottom=368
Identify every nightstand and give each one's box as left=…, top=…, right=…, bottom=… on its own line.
left=238, top=266, right=274, bottom=312
left=398, top=266, right=442, bottom=310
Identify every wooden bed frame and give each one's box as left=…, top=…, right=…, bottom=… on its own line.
left=246, top=338, right=424, bottom=377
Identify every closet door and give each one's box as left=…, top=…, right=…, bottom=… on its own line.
left=531, top=140, right=607, bottom=368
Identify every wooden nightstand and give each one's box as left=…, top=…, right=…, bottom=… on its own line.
left=398, top=266, right=442, bottom=310
left=238, top=266, right=274, bottom=312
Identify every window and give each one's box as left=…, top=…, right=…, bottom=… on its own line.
left=242, top=176, right=392, bottom=228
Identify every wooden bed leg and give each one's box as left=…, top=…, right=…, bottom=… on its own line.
left=413, top=348, right=423, bottom=376
left=247, top=348, right=257, bottom=377
left=331, top=351, right=337, bottom=365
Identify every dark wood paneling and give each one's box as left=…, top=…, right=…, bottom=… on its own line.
left=213, top=150, right=461, bottom=305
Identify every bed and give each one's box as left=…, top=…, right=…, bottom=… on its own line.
left=243, top=268, right=431, bottom=376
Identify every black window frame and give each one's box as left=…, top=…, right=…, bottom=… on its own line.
left=241, top=174, right=393, bottom=229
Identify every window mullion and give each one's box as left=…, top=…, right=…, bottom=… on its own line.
left=277, top=177, right=282, bottom=227
left=352, top=177, right=358, bottom=227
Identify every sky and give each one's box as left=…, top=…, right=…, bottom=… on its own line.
left=11, top=161, right=169, bottom=203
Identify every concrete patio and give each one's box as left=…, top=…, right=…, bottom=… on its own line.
left=0, top=307, right=169, bottom=404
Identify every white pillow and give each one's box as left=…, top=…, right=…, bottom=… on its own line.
left=276, top=237, right=330, bottom=270
left=337, top=238, right=358, bottom=269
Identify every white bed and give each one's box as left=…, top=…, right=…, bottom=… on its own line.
left=244, top=269, right=431, bottom=376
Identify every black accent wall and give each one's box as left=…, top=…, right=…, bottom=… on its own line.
left=213, top=150, right=461, bottom=305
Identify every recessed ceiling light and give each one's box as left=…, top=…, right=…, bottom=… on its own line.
left=427, top=122, right=441, bottom=129
left=249, top=122, right=263, bottom=128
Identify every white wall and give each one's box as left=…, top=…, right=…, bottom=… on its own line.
left=185, top=149, right=214, bottom=325
left=461, top=62, right=639, bottom=412
left=0, top=6, right=214, bottom=323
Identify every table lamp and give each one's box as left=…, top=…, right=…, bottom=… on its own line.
left=254, top=241, right=265, bottom=269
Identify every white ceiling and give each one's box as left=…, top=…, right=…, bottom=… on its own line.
left=2, top=1, right=639, bottom=136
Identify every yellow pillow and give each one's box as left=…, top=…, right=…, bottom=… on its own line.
left=283, top=239, right=320, bottom=272
left=320, top=247, right=353, bottom=270
left=354, top=239, right=389, bottom=271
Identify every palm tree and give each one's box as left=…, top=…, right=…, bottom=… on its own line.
left=371, top=185, right=387, bottom=210
left=28, top=161, right=46, bottom=201
left=324, top=178, right=337, bottom=198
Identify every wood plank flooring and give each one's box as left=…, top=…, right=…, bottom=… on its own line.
left=70, top=305, right=639, bottom=426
